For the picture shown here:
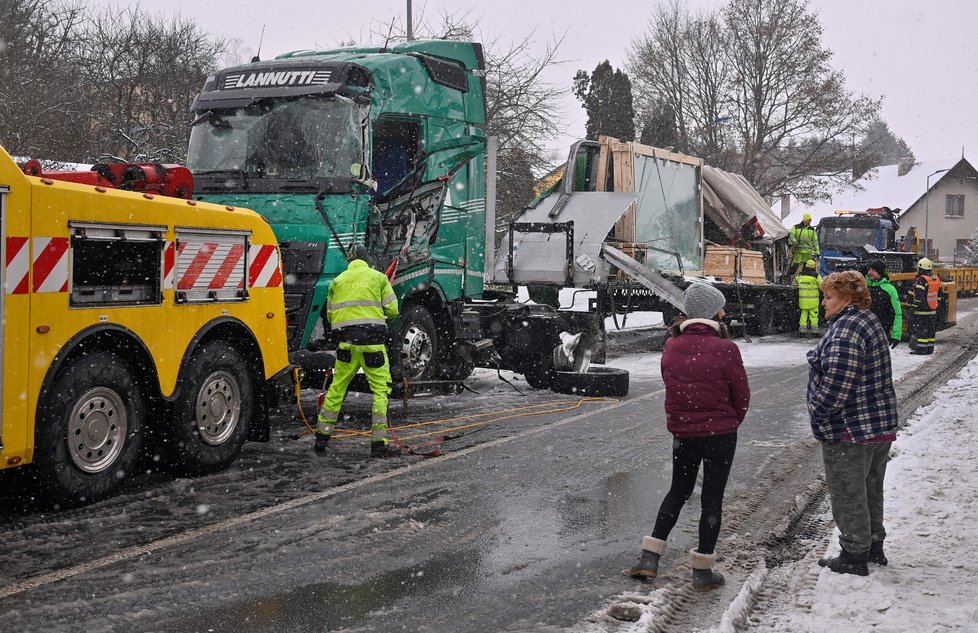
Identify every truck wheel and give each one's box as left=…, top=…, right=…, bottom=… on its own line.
left=34, top=352, right=145, bottom=506
left=550, top=366, right=630, bottom=397
left=396, top=306, right=441, bottom=381
left=170, top=342, right=253, bottom=475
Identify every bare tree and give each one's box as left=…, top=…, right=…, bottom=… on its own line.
left=630, top=0, right=884, bottom=203
left=77, top=6, right=227, bottom=162
left=0, top=0, right=90, bottom=159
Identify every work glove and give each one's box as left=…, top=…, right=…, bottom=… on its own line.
left=890, top=338, right=901, bottom=349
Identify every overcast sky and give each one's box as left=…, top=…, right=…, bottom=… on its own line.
left=91, top=0, right=977, bottom=163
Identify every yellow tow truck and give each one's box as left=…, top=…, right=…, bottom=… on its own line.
left=0, top=146, right=290, bottom=506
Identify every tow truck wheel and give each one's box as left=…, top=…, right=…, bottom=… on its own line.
left=35, top=352, right=145, bottom=507
left=396, top=306, right=441, bottom=382
left=170, top=342, right=253, bottom=475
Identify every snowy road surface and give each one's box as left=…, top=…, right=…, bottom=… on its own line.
left=0, top=300, right=975, bottom=632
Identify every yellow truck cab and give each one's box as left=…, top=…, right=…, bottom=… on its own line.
left=0, top=146, right=290, bottom=506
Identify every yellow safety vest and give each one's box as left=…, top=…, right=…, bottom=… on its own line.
left=326, top=259, right=399, bottom=331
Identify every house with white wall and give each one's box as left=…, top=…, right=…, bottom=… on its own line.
left=780, top=156, right=978, bottom=264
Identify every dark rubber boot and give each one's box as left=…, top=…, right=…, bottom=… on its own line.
left=690, top=550, right=725, bottom=592
left=868, top=541, right=888, bottom=566
left=628, top=536, right=666, bottom=580
left=818, top=548, right=869, bottom=576
left=313, top=434, right=330, bottom=452
left=371, top=441, right=402, bottom=458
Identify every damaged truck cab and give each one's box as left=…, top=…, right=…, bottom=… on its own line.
left=188, top=40, right=584, bottom=385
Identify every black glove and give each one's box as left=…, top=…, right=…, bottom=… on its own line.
left=890, top=338, right=901, bottom=349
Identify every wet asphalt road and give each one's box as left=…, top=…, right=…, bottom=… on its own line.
left=3, top=309, right=975, bottom=632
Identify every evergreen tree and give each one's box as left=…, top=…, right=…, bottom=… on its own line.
left=573, top=61, right=636, bottom=141
left=638, top=100, right=681, bottom=150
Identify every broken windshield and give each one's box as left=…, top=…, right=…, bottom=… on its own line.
left=187, top=96, right=362, bottom=182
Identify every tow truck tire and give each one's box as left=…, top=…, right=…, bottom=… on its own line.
left=35, top=352, right=145, bottom=507
left=550, top=366, right=630, bottom=397
left=170, top=342, right=253, bottom=475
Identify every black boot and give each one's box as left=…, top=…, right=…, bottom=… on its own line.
left=818, top=548, right=869, bottom=576
left=690, top=549, right=725, bottom=592
left=868, top=541, right=888, bottom=566
left=313, top=434, right=330, bottom=452
left=371, top=441, right=402, bottom=458
left=628, top=536, right=666, bottom=580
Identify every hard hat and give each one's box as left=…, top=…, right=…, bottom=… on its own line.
left=917, top=257, right=933, bottom=271
left=802, top=213, right=812, bottom=222
left=805, top=259, right=817, bottom=269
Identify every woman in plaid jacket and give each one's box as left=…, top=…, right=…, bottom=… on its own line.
left=807, top=270, right=898, bottom=577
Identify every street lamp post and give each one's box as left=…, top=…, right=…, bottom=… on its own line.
left=924, top=169, right=950, bottom=258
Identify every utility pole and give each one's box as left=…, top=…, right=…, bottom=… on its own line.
left=924, top=169, right=950, bottom=258
left=406, top=0, right=413, bottom=41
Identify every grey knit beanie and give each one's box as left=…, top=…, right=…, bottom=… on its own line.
left=683, top=282, right=726, bottom=320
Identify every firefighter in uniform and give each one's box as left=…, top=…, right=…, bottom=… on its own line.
left=907, top=257, right=941, bottom=355
left=788, top=213, right=820, bottom=280
left=315, top=245, right=400, bottom=457
left=795, top=259, right=822, bottom=337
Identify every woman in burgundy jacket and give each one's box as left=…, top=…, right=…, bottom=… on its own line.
left=628, top=282, right=751, bottom=591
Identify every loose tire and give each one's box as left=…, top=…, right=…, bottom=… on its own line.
left=34, top=352, right=145, bottom=506
left=550, top=366, right=630, bottom=397
left=396, top=305, right=441, bottom=382
left=170, top=342, right=254, bottom=475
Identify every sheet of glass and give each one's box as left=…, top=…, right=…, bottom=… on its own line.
left=632, top=155, right=702, bottom=271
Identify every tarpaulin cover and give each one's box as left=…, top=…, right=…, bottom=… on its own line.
left=702, top=165, right=789, bottom=241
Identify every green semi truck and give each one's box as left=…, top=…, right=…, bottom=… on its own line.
left=186, top=39, right=804, bottom=390
left=186, top=40, right=597, bottom=387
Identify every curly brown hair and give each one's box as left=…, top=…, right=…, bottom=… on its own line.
left=821, top=270, right=871, bottom=309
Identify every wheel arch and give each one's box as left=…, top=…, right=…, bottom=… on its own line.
left=172, top=317, right=269, bottom=442
left=37, top=324, right=164, bottom=418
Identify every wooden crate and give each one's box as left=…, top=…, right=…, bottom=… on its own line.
left=703, top=246, right=767, bottom=284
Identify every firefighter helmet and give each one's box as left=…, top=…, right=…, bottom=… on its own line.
left=917, top=257, right=933, bottom=271
left=805, top=259, right=817, bottom=270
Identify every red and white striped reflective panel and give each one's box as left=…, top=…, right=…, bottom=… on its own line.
left=5, top=236, right=30, bottom=295
left=163, top=240, right=175, bottom=290
left=32, top=237, right=69, bottom=293
left=246, top=244, right=283, bottom=288
left=176, top=241, right=245, bottom=290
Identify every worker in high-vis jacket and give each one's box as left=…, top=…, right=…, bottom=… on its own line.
left=788, top=213, right=820, bottom=280
left=316, top=245, right=400, bottom=457
left=907, top=257, right=941, bottom=355
left=795, top=259, right=822, bottom=337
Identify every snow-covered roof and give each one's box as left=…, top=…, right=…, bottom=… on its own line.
left=779, top=156, right=964, bottom=228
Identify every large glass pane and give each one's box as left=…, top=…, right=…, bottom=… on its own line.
left=632, top=155, right=702, bottom=271
left=188, top=96, right=362, bottom=180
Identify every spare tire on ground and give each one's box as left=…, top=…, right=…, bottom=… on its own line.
left=550, top=366, right=630, bottom=397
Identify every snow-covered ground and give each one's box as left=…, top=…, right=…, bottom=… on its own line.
left=602, top=326, right=977, bottom=632
left=738, top=351, right=978, bottom=632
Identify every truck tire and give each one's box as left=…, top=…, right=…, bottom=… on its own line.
left=550, top=366, right=630, bottom=397
left=34, top=352, right=145, bottom=506
left=170, top=342, right=253, bottom=475
left=396, top=305, right=441, bottom=382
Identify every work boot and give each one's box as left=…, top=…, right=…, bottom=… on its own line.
left=818, top=548, right=869, bottom=576
left=313, top=434, right=330, bottom=453
left=628, top=536, right=666, bottom=580
left=370, top=441, right=402, bottom=458
left=689, top=549, right=724, bottom=592
left=868, top=541, right=888, bottom=566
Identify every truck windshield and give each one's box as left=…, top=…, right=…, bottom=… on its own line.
left=187, top=96, right=362, bottom=181
left=818, top=225, right=879, bottom=251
